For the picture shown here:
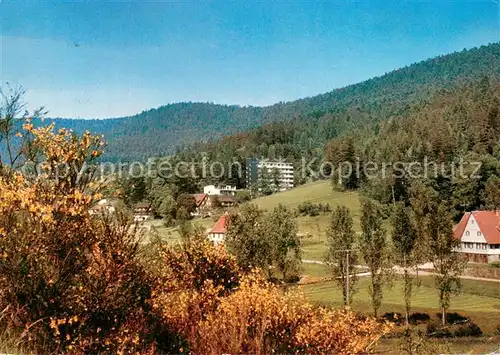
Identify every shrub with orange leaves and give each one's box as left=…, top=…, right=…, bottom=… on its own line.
left=148, top=228, right=392, bottom=354
left=294, top=308, right=392, bottom=354
left=150, top=238, right=392, bottom=354
left=190, top=272, right=307, bottom=354
left=155, top=235, right=240, bottom=294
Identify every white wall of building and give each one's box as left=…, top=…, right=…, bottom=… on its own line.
left=220, top=185, right=237, bottom=195
left=204, top=185, right=237, bottom=195
left=208, top=232, right=225, bottom=244
left=461, top=215, right=487, bottom=243
left=457, top=215, right=500, bottom=260
left=204, top=185, right=221, bottom=195
left=257, top=161, right=294, bottom=190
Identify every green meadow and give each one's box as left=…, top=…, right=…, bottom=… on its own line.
left=251, top=180, right=361, bottom=260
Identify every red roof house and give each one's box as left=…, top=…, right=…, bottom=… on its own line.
left=208, top=213, right=229, bottom=244
left=454, top=210, right=500, bottom=263
left=190, top=193, right=208, bottom=216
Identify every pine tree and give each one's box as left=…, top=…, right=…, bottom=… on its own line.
left=123, top=176, right=147, bottom=206
left=324, top=137, right=360, bottom=191
left=484, top=175, right=500, bottom=210
left=259, top=166, right=273, bottom=196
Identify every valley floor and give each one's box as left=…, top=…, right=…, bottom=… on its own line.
left=300, top=265, right=500, bottom=352
left=147, top=180, right=500, bottom=352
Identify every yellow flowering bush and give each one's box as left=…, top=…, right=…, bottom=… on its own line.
left=182, top=272, right=392, bottom=354
left=0, top=124, right=155, bottom=353
left=151, top=237, right=241, bottom=351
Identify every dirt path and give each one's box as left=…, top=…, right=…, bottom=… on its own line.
left=302, top=260, right=500, bottom=283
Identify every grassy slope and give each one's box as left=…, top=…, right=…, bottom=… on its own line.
left=251, top=180, right=360, bottom=215
left=251, top=180, right=361, bottom=260
left=303, top=276, right=500, bottom=313
left=143, top=217, right=216, bottom=244
left=144, top=180, right=355, bottom=258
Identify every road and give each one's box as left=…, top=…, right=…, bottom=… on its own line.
left=302, top=260, right=500, bottom=283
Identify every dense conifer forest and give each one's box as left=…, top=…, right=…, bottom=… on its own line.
left=49, top=43, right=499, bottom=162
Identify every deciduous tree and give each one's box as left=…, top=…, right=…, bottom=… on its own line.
left=325, top=205, right=358, bottom=307
left=360, top=198, right=390, bottom=317
left=225, top=204, right=271, bottom=274
left=391, top=202, right=417, bottom=325
left=0, top=85, right=46, bottom=171
left=426, top=203, right=466, bottom=325
left=265, top=204, right=301, bottom=281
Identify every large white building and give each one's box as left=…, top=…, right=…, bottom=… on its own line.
left=246, top=158, right=294, bottom=192
left=454, top=210, right=500, bottom=263
left=203, top=184, right=237, bottom=196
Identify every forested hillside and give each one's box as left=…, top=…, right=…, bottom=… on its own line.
left=51, top=43, right=500, bottom=161
left=122, top=45, right=500, bottom=224
left=141, top=75, right=500, bottom=222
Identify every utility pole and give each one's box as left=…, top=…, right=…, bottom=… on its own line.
left=345, top=249, right=350, bottom=310
left=329, top=249, right=353, bottom=309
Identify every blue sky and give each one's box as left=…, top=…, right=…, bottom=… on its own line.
left=1, top=1, right=499, bottom=118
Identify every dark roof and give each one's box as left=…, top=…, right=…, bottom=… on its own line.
left=214, top=195, right=235, bottom=203
left=192, top=193, right=207, bottom=206
left=135, top=203, right=151, bottom=209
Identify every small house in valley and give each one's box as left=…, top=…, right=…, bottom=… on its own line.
left=133, top=202, right=153, bottom=222
left=191, top=193, right=236, bottom=217
left=207, top=213, right=228, bottom=245
left=89, top=198, right=118, bottom=216
left=454, top=210, right=500, bottom=263
left=191, top=193, right=209, bottom=216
